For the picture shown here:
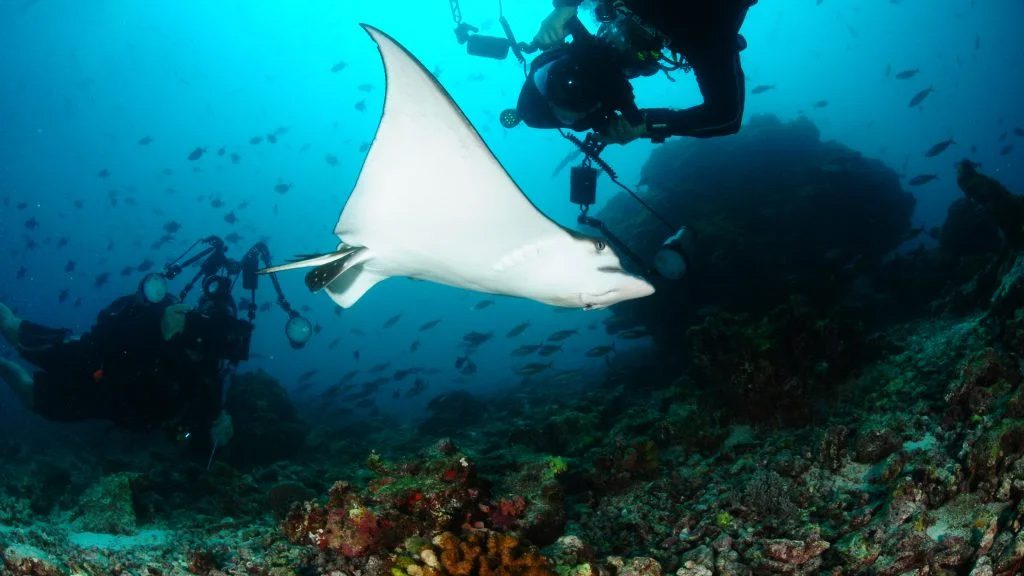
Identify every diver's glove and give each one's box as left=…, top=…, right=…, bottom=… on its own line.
left=534, top=7, right=578, bottom=49
left=595, top=113, right=649, bottom=145
left=160, top=303, right=190, bottom=341
left=210, top=412, right=234, bottom=446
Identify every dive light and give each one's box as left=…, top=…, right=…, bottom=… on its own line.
left=285, top=313, right=313, bottom=349
left=654, top=227, right=694, bottom=280
left=140, top=273, right=169, bottom=304
left=499, top=108, right=522, bottom=129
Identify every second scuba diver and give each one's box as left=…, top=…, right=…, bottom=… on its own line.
left=0, top=277, right=248, bottom=458
left=0, top=237, right=313, bottom=461
left=518, top=0, right=757, bottom=144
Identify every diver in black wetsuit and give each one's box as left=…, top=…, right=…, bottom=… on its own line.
left=518, top=0, right=756, bottom=144
left=0, top=280, right=250, bottom=456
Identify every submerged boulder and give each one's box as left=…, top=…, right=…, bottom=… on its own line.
left=1, top=544, right=68, bottom=576
left=419, top=390, right=487, bottom=436
left=72, top=472, right=143, bottom=535
left=224, top=370, right=308, bottom=468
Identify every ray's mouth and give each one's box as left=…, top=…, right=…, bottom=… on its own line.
left=580, top=290, right=617, bottom=310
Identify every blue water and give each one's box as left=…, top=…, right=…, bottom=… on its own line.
left=1, top=0, right=1021, bottom=430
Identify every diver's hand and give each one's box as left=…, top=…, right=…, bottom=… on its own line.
left=160, top=304, right=190, bottom=341
left=211, top=412, right=234, bottom=446
left=595, top=114, right=648, bottom=145
left=0, top=302, right=22, bottom=348
left=534, top=7, right=578, bottom=49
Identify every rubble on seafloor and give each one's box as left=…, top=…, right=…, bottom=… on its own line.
left=9, top=324, right=1024, bottom=576
left=4, top=124, right=1024, bottom=575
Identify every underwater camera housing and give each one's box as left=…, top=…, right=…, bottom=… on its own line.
left=191, top=287, right=254, bottom=365
left=144, top=236, right=314, bottom=356
left=187, top=269, right=253, bottom=364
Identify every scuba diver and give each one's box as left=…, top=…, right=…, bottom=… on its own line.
left=0, top=237, right=312, bottom=459
left=518, top=0, right=756, bottom=144
left=0, top=283, right=245, bottom=456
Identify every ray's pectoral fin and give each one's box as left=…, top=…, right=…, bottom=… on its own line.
left=259, top=246, right=389, bottom=308
left=324, top=263, right=389, bottom=308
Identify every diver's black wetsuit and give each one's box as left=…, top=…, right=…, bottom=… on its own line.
left=520, top=0, right=755, bottom=138
left=18, top=296, right=241, bottom=450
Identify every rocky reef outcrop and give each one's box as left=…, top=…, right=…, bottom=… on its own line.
left=599, top=114, right=915, bottom=344
left=591, top=114, right=918, bottom=426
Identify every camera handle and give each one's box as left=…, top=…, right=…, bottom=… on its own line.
left=563, top=131, right=678, bottom=233
left=241, top=243, right=302, bottom=325
left=569, top=143, right=654, bottom=277
left=164, top=236, right=232, bottom=301
left=563, top=130, right=699, bottom=281
left=237, top=242, right=314, bottom=350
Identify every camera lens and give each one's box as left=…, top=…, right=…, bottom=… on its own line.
left=595, top=2, right=617, bottom=22
left=203, top=275, right=231, bottom=298
left=285, top=315, right=313, bottom=349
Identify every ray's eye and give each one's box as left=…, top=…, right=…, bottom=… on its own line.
left=594, top=240, right=606, bottom=252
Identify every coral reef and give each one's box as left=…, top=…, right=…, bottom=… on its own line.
left=281, top=439, right=569, bottom=561
left=686, top=298, right=869, bottom=425
left=396, top=531, right=555, bottom=576
left=486, top=458, right=567, bottom=545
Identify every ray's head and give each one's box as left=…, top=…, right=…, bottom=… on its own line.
left=548, top=233, right=655, bottom=310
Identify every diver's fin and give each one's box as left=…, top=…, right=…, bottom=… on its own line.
left=324, top=263, right=390, bottom=308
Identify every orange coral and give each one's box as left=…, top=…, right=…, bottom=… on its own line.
left=433, top=531, right=555, bottom=576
